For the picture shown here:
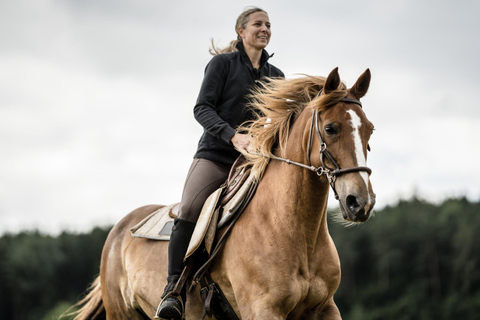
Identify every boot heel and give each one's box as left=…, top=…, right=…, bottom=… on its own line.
left=155, top=292, right=185, bottom=320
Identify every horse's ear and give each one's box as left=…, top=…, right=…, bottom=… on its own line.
left=324, top=67, right=340, bottom=94
left=350, top=68, right=371, bottom=99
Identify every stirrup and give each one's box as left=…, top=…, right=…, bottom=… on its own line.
left=154, top=292, right=185, bottom=320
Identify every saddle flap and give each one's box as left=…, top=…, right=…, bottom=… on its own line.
left=219, top=156, right=250, bottom=206
left=204, top=207, right=220, bottom=255
left=217, top=174, right=256, bottom=228
left=185, top=187, right=224, bottom=260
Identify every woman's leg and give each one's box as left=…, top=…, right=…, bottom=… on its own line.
left=156, top=158, right=230, bottom=319
left=177, top=158, right=231, bottom=223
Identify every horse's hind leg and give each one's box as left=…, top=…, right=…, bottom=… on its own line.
left=102, top=233, right=142, bottom=320
left=104, top=305, right=146, bottom=320
left=101, top=205, right=164, bottom=319
left=102, top=264, right=147, bottom=320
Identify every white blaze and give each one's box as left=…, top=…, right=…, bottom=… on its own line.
left=346, top=109, right=370, bottom=199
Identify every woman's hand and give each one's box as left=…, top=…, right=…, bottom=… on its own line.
left=231, top=133, right=252, bottom=152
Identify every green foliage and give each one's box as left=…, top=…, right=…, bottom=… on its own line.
left=41, top=301, right=76, bottom=320
left=329, top=197, right=480, bottom=320
left=0, top=197, right=479, bottom=319
left=0, top=227, right=110, bottom=320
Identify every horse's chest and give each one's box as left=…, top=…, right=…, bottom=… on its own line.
left=286, top=275, right=340, bottom=319
left=295, top=254, right=341, bottom=312
left=308, top=273, right=339, bottom=300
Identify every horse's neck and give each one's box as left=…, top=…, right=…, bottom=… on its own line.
left=263, top=160, right=329, bottom=218
left=256, top=146, right=331, bottom=255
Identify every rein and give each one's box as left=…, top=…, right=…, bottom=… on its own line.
left=260, top=90, right=372, bottom=200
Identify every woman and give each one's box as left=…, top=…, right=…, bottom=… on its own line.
left=156, top=7, right=284, bottom=320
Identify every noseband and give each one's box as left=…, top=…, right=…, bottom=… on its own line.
left=264, top=90, right=372, bottom=200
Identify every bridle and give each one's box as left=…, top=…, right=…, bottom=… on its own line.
left=191, top=92, right=373, bottom=289
left=262, top=89, right=372, bottom=200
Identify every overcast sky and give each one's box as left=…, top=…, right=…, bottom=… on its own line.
left=1, top=0, right=479, bottom=234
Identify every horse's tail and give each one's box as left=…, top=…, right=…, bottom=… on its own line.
left=65, top=276, right=106, bottom=320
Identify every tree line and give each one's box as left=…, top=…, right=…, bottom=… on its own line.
left=0, top=197, right=479, bottom=319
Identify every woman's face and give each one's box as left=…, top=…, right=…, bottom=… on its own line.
left=238, top=11, right=271, bottom=50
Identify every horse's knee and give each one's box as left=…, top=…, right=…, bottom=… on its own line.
left=237, top=295, right=290, bottom=320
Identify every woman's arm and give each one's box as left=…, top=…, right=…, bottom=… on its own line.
left=193, top=55, right=236, bottom=143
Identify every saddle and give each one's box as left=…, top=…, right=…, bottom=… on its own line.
left=220, top=155, right=250, bottom=206
left=186, top=155, right=256, bottom=258
left=180, top=156, right=257, bottom=320
left=131, top=156, right=256, bottom=320
left=129, top=156, right=255, bottom=242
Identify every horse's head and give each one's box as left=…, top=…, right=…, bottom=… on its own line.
left=312, top=68, right=375, bottom=222
left=242, top=68, right=375, bottom=222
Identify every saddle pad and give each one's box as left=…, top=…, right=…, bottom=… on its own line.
left=130, top=204, right=177, bottom=240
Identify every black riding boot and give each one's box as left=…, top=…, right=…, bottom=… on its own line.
left=155, top=218, right=196, bottom=320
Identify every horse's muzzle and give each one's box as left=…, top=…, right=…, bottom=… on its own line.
left=341, top=193, right=376, bottom=222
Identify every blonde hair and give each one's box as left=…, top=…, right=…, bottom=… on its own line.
left=210, top=7, right=267, bottom=55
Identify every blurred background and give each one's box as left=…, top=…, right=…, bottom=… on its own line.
left=1, top=0, right=479, bottom=319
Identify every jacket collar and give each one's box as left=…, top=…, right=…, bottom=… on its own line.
left=236, top=41, right=273, bottom=69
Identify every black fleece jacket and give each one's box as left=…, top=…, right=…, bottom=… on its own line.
left=193, top=42, right=284, bottom=165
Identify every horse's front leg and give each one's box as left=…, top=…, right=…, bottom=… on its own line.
left=315, top=298, right=342, bottom=320
left=236, top=298, right=288, bottom=320
left=232, top=281, right=303, bottom=320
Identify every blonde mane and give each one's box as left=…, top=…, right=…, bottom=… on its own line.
left=239, top=75, right=348, bottom=180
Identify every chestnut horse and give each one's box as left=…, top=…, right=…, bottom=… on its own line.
left=72, top=67, right=375, bottom=320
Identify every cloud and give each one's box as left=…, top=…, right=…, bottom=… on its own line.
left=1, top=0, right=479, bottom=234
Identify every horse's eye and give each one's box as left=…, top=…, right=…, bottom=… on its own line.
left=324, top=126, right=337, bottom=135
left=367, top=144, right=371, bottom=152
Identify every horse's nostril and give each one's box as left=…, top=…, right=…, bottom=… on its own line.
left=346, top=195, right=360, bottom=212
left=357, top=208, right=365, bottom=217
